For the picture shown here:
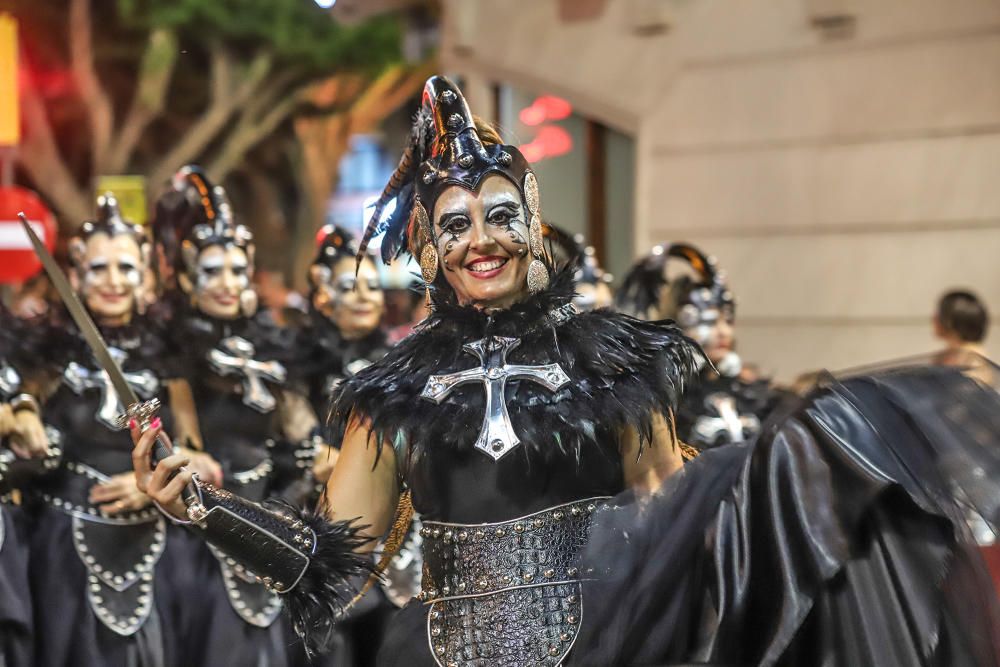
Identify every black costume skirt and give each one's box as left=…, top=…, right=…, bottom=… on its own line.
left=379, top=366, right=1000, bottom=666
left=26, top=505, right=185, bottom=667
left=0, top=505, right=33, bottom=667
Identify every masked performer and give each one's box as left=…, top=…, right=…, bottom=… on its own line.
left=289, top=225, right=403, bottom=665
left=617, top=243, right=788, bottom=451
left=19, top=195, right=204, bottom=667
left=157, top=167, right=319, bottom=667
left=133, top=77, right=1000, bottom=667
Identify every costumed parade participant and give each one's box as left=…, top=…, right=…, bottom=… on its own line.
left=618, top=243, right=787, bottom=451
left=293, top=224, right=398, bottom=666
left=541, top=224, right=614, bottom=311
left=130, top=77, right=1000, bottom=666
left=21, top=194, right=198, bottom=667
left=0, top=308, right=56, bottom=667
left=155, top=167, right=319, bottom=667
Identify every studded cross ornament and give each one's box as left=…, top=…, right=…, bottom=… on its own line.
left=64, top=347, right=160, bottom=430
left=420, top=336, right=570, bottom=461
left=208, top=336, right=287, bottom=413
left=691, top=393, right=761, bottom=446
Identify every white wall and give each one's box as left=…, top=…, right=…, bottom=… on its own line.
left=441, top=0, right=1000, bottom=380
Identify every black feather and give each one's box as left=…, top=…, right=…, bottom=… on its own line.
left=282, top=510, right=375, bottom=658
left=328, top=266, right=704, bottom=468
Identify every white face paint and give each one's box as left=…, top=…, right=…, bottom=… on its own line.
left=78, top=233, right=145, bottom=326
left=318, top=256, right=385, bottom=340
left=680, top=305, right=735, bottom=366
left=193, top=245, right=251, bottom=320
left=434, top=175, right=532, bottom=309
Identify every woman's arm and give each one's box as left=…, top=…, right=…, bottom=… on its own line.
left=130, top=411, right=399, bottom=548
left=621, top=411, right=684, bottom=494
left=320, top=414, right=399, bottom=551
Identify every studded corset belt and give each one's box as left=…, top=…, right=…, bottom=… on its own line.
left=419, top=497, right=608, bottom=667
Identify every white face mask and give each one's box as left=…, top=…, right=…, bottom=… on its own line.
left=193, top=245, right=252, bottom=320
left=77, top=233, right=146, bottom=325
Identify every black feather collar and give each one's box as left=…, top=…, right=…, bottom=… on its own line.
left=329, top=268, right=703, bottom=467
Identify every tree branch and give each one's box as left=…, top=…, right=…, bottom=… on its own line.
left=106, top=28, right=178, bottom=173
left=148, top=46, right=274, bottom=187
left=17, top=76, right=93, bottom=228
left=206, top=80, right=307, bottom=180
left=70, top=0, right=114, bottom=176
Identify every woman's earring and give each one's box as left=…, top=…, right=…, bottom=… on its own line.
left=524, top=172, right=549, bottom=294
left=412, top=199, right=438, bottom=293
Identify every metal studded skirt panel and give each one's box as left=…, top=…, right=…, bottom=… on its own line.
left=419, top=497, right=608, bottom=667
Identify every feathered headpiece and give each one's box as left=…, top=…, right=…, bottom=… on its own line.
left=616, top=243, right=734, bottom=323
left=356, top=76, right=541, bottom=292
left=70, top=192, right=148, bottom=268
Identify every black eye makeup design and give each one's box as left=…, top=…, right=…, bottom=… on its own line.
left=438, top=213, right=471, bottom=235
left=487, top=202, right=520, bottom=226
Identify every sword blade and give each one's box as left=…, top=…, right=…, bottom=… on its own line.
left=18, top=213, right=140, bottom=407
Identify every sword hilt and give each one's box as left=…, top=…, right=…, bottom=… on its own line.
left=119, top=399, right=199, bottom=507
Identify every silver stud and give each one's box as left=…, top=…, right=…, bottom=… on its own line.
left=533, top=518, right=544, bottom=529
left=458, top=154, right=473, bottom=168
left=567, top=567, right=579, bottom=577
left=431, top=626, right=442, bottom=637
left=553, top=511, right=564, bottom=521
left=543, top=569, right=555, bottom=578
left=447, top=113, right=463, bottom=129
left=514, top=523, right=525, bottom=533
left=422, top=170, right=436, bottom=185
left=567, top=614, right=578, bottom=625
left=549, top=645, right=560, bottom=656
left=497, top=151, right=512, bottom=166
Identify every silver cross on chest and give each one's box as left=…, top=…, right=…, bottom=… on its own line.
left=420, top=336, right=571, bottom=461
left=64, top=347, right=159, bottom=430
left=208, top=336, right=287, bottom=413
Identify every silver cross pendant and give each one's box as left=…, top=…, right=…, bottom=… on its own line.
left=63, top=347, right=160, bottom=430
left=208, top=336, right=287, bottom=413
left=420, top=336, right=571, bottom=461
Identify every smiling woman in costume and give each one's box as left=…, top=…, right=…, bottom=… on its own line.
left=133, top=77, right=1000, bottom=666
left=21, top=194, right=201, bottom=667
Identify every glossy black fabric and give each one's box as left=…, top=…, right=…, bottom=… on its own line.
left=574, top=367, right=1000, bottom=666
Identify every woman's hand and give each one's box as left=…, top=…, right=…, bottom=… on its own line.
left=129, top=419, right=192, bottom=521
left=9, top=410, right=50, bottom=459
left=182, top=448, right=223, bottom=487
left=89, top=471, right=152, bottom=515
left=0, top=403, right=15, bottom=439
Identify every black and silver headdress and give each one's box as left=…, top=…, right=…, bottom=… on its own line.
left=154, top=165, right=257, bottom=316
left=70, top=192, right=148, bottom=268
left=309, top=224, right=362, bottom=293
left=617, top=243, right=734, bottom=325
left=357, top=75, right=549, bottom=299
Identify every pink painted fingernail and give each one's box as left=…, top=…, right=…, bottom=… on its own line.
left=150, top=417, right=161, bottom=430
left=128, top=419, right=136, bottom=429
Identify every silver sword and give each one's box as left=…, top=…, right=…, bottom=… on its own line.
left=18, top=213, right=198, bottom=505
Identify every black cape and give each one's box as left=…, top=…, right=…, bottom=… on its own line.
left=574, top=364, right=1000, bottom=666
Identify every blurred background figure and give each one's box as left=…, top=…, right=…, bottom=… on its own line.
left=618, top=243, right=788, bottom=451
left=933, top=289, right=992, bottom=375
left=542, top=223, right=615, bottom=310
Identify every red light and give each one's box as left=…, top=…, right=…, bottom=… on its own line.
left=519, top=125, right=573, bottom=163
left=518, top=95, right=573, bottom=127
